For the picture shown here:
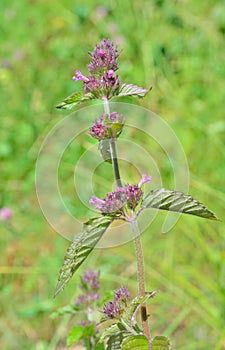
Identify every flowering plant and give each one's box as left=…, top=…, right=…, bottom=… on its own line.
left=54, top=39, right=219, bottom=349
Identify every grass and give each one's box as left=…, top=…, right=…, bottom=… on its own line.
left=0, top=0, right=225, bottom=349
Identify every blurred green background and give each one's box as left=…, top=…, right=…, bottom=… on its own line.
left=0, top=0, right=225, bottom=349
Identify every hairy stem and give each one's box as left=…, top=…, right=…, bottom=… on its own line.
left=109, top=139, right=123, bottom=187
left=103, top=97, right=151, bottom=347
left=103, top=98, right=122, bottom=187
left=130, top=219, right=151, bottom=347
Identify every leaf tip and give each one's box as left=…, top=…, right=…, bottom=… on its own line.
left=55, top=103, right=64, bottom=109
left=145, top=86, right=153, bottom=96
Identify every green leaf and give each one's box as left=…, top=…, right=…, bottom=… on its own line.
left=122, top=335, right=149, bottom=350
left=152, top=336, right=171, bottom=350
left=56, top=91, right=95, bottom=110
left=141, top=188, right=220, bottom=221
left=82, top=323, right=95, bottom=337
left=66, top=326, right=84, bottom=346
left=67, top=324, right=95, bottom=346
left=54, top=216, right=113, bottom=297
left=106, top=329, right=132, bottom=350
left=95, top=343, right=105, bottom=350
left=99, top=324, right=122, bottom=343
left=117, top=84, right=152, bottom=98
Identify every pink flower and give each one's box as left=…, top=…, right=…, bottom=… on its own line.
left=89, top=188, right=127, bottom=215
left=90, top=175, right=152, bottom=216
left=89, top=112, right=125, bottom=140
left=82, top=270, right=100, bottom=290
left=103, top=285, right=131, bottom=319
left=107, top=69, right=115, bottom=78
left=72, top=70, right=89, bottom=82
left=138, top=174, right=152, bottom=188
left=125, top=184, right=143, bottom=210
left=98, top=49, right=105, bottom=57
left=0, top=207, right=12, bottom=221
left=88, top=38, right=119, bottom=74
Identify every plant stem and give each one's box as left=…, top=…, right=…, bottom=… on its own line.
left=103, top=97, right=151, bottom=347
left=103, top=98, right=122, bottom=187
left=109, top=138, right=123, bottom=187
left=130, top=219, right=151, bottom=348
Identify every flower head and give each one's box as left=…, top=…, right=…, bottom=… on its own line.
left=0, top=207, right=12, bottom=222
left=103, top=285, right=131, bottom=320
left=90, top=187, right=127, bottom=216
left=115, top=286, right=130, bottom=302
left=89, top=112, right=125, bottom=140
left=72, top=39, right=120, bottom=99
left=75, top=294, right=88, bottom=306
left=88, top=38, right=120, bottom=74
left=90, top=175, right=152, bottom=217
left=125, top=184, right=143, bottom=210
left=103, top=300, right=121, bottom=319
left=75, top=270, right=101, bottom=308
left=82, top=269, right=100, bottom=290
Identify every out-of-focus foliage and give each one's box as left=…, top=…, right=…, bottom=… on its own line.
left=0, top=0, right=224, bottom=349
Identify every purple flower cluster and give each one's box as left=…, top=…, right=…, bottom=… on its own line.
left=126, top=184, right=143, bottom=210
left=72, top=39, right=120, bottom=99
left=89, top=112, right=124, bottom=140
left=75, top=270, right=100, bottom=307
left=75, top=291, right=100, bottom=307
left=115, top=286, right=130, bottom=301
left=88, top=38, right=119, bottom=74
left=103, top=286, right=130, bottom=320
left=90, top=187, right=127, bottom=216
left=82, top=269, right=100, bottom=290
left=89, top=174, right=152, bottom=217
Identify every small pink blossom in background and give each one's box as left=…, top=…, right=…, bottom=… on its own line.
left=0, top=207, right=13, bottom=221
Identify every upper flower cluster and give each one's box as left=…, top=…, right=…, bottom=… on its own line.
left=72, top=39, right=120, bottom=99
left=89, top=174, right=152, bottom=218
left=88, top=38, right=119, bottom=75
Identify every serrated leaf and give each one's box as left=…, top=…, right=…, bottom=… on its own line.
left=117, top=84, right=152, bottom=98
left=122, top=291, right=158, bottom=327
left=122, top=335, right=149, bottom=350
left=56, top=91, right=95, bottom=110
left=152, top=336, right=171, bottom=350
left=106, top=330, right=132, bottom=350
left=99, top=324, right=121, bottom=343
left=54, top=216, right=113, bottom=297
left=141, top=188, right=220, bottom=221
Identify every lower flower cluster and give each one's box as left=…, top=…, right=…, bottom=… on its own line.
left=89, top=174, right=152, bottom=217
left=103, top=286, right=130, bottom=320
